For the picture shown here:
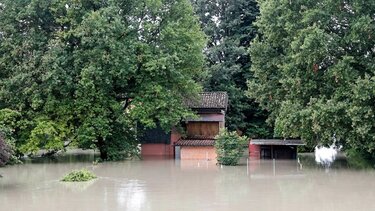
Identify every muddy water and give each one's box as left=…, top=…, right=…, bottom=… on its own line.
left=1, top=152, right=375, bottom=211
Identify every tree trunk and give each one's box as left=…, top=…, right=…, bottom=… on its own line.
left=97, top=137, right=108, bottom=160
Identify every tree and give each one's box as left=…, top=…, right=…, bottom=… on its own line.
left=0, top=0, right=206, bottom=160
left=248, top=0, right=375, bottom=157
left=191, top=0, right=272, bottom=138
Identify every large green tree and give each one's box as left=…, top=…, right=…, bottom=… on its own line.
left=249, top=0, right=375, bottom=156
left=191, top=0, right=272, bottom=137
left=0, top=0, right=205, bottom=160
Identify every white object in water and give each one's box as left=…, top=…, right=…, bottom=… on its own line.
left=314, top=144, right=340, bottom=166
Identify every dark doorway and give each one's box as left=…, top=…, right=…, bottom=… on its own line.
left=260, top=145, right=297, bottom=159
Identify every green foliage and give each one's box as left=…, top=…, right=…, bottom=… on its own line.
left=215, top=129, right=248, bottom=166
left=0, top=109, right=22, bottom=164
left=20, top=119, right=68, bottom=155
left=0, top=0, right=206, bottom=160
left=0, top=135, right=11, bottom=166
left=248, top=0, right=375, bottom=156
left=61, top=169, right=97, bottom=182
left=191, top=0, right=272, bottom=138
left=346, top=149, right=375, bottom=169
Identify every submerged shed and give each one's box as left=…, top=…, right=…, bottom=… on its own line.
left=249, top=139, right=305, bottom=159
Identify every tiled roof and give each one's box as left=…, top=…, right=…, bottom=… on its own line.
left=186, top=92, right=228, bottom=110
left=250, top=139, right=305, bottom=146
left=175, top=139, right=216, bottom=146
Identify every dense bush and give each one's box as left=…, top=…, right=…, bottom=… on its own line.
left=0, top=135, right=11, bottom=166
left=61, top=169, right=97, bottom=182
left=214, top=129, right=248, bottom=166
left=346, top=149, right=375, bottom=169
left=0, top=109, right=22, bottom=164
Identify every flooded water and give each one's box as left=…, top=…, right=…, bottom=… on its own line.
left=1, top=151, right=375, bottom=211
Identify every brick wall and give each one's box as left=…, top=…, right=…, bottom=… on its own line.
left=141, top=127, right=182, bottom=156
left=141, top=144, right=170, bottom=156
left=249, top=144, right=260, bottom=159
left=180, top=146, right=217, bottom=161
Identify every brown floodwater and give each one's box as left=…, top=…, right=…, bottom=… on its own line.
left=1, top=151, right=375, bottom=211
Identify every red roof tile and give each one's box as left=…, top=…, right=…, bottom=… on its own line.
left=175, top=139, right=216, bottom=146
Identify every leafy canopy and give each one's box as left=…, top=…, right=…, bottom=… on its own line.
left=0, top=0, right=206, bottom=160
left=248, top=0, right=375, bottom=155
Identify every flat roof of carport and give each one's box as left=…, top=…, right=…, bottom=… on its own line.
left=250, top=139, right=305, bottom=146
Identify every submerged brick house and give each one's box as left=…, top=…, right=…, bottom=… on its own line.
left=140, top=92, right=228, bottom=160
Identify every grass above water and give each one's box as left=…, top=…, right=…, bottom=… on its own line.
left=61, top=169, right=97, bottom=182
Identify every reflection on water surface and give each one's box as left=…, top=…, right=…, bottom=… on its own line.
left=1, top=151, right=375, bottom=211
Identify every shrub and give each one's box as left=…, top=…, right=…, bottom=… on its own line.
left=61, top=169, right=97, bottom=182
left=346, top=149, right=375, bottom=169
left=215, top=129, right=248, bottom=166
left=0, top=109, right=23, bottom=164
left=0, top=134, right=11, bottom=167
